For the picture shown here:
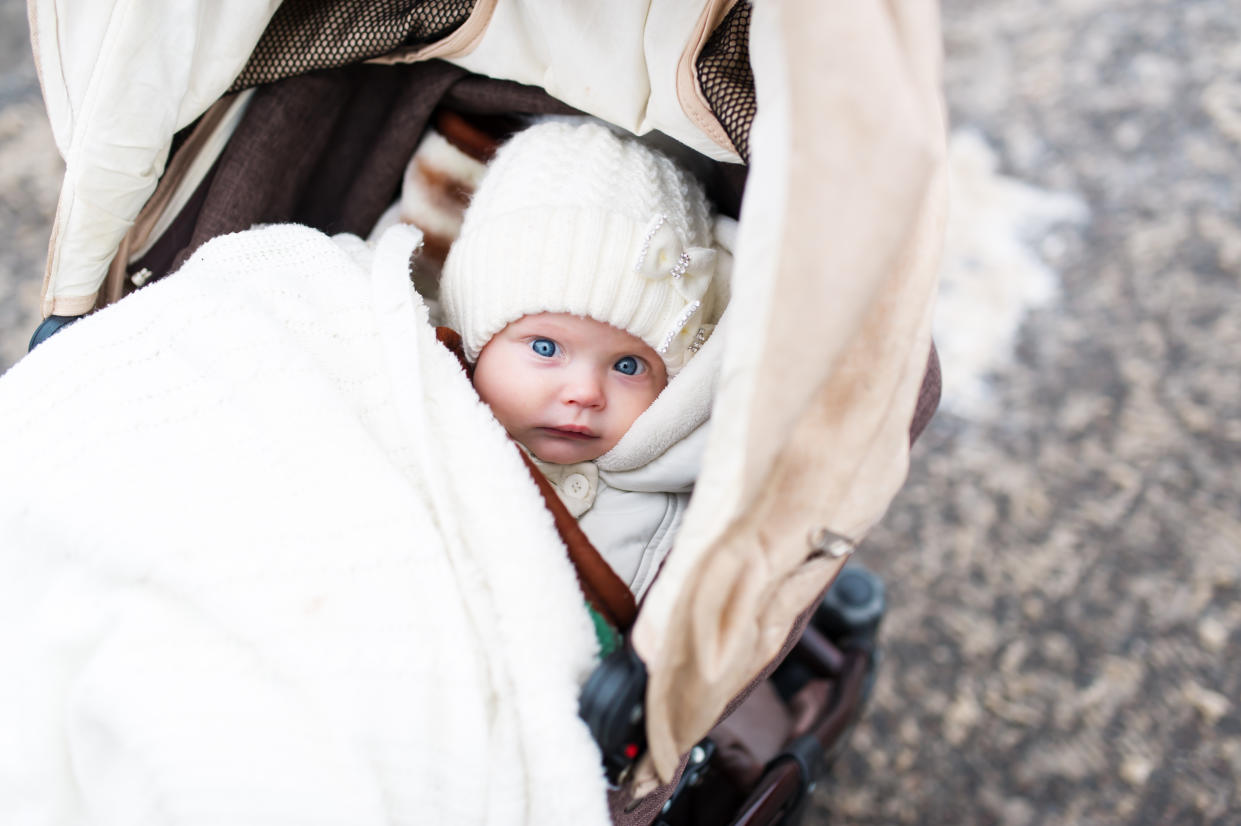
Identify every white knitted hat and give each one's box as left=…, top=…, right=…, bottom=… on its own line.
left=441, top=119, right=723, bottom=373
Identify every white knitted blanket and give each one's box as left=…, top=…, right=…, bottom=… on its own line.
left=0, top=225, right=610, bottom=826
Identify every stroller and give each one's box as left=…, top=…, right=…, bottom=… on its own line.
left=15, top=1, right=945, bottom=823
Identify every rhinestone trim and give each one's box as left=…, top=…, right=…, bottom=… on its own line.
left=656, top=300, right=702, bottom=354
left=669, top=251, right=692, bottom=280
left=635, top=215, right=668, bottom=274
left=688, top=326, right=710, bottom=354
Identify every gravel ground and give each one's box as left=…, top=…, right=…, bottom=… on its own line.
left=1, top=2, right=1237, bottom=824
left=0, top=0, right=61, bottom=368
left=814, top=2, right=1241, bottom=824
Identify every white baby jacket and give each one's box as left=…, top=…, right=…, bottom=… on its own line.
left=528, top=423, right=708, bottom=600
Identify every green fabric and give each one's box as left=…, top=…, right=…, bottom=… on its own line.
left=588, top=603, right=622, bottom=659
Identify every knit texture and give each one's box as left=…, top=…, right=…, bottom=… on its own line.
left=0, top=224, right=611, bottom=826
left=441, top=120, right=723, bottom=373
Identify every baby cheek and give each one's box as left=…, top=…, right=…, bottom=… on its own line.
left=617, top=383, right=660, bottom=426
left=474, top=361, right=519, bottom=424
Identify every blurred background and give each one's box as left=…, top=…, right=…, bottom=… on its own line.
left=1, top=0, right=1237, bottom=823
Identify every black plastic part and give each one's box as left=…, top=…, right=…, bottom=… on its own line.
left=783, top=734, right=825, bottom=791
left=774, top=564, right=887, bottom=702
left=653, top=738, right=717, bottom=826
left=834, top=572, right=874, bottom=606
left=814, top=564, right=886, bottom=643
left=28, top=315, right=81, bottom=352
left=579, top=644, right=648, bottom=785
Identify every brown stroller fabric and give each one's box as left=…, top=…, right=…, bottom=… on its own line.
left=105, top=63, right=568, bottom=305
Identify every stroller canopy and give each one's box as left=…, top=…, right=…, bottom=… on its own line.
left=28, top=0, right=946, bottom=781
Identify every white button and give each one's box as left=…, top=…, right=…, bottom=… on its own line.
left=563, top=473, right=590, bottom=499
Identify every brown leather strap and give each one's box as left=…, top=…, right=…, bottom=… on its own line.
left=435, top=326, right=472, bottom=377
left=435, top=327, right=638, bottom=631
left=515, top=450, right=638, bottom=631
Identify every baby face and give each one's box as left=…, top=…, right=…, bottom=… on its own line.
left=473, top=313, right=668, bottom=464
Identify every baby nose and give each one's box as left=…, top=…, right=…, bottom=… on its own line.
left=562, top=368, right=605, bottom=408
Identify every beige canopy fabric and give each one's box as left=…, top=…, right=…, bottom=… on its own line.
left=633, top=0, right=947, bottom=780
left=29, top=0, right=946, bottom=788
left=28, top=0, right=283, bottom=316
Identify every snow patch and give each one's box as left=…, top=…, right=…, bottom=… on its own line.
left=935, top=129, right=1088, bottom=418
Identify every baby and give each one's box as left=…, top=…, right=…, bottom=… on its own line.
left=440, top=119, right=728, bottom=598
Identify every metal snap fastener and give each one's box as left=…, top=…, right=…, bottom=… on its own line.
left=808, top=527, right=853, bottom=559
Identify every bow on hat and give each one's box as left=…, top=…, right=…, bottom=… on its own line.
left=635, top=215, right=717, bottom=356
left=636, top=215, right=717, bottom=302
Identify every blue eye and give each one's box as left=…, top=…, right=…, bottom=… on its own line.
left=614, top=356, right=643, bottom=376
left=531, top=338, right=557, bottom=357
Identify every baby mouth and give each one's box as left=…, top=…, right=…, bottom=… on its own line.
left=539, top=425, right=598, bottom=440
